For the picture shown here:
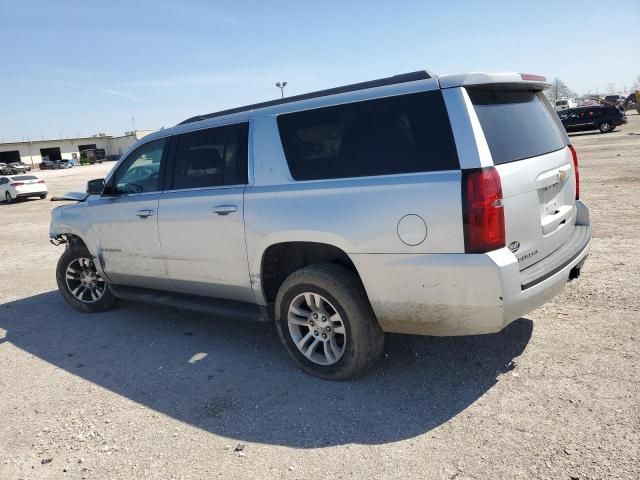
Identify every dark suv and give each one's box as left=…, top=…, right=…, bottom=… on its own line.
left=558, top=105, right=627, bottom=133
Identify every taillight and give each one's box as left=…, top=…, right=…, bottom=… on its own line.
left=36, top=180, right=45, bottom=184
left=519, top=73, right=546, bottom=82
left=10, top=182, right=24, bottom=187
left=462, top=167, right=505, bottom=253
left=568, top=144, right=579, bottom=200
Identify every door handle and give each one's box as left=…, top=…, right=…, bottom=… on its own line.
left=136, top=209, right=155, bottom=218
left=212, top=205, right=238, bottom=215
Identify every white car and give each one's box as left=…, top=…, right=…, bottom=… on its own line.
left=555, top=98, right=577, bottom=111
left=0, top=175, right=48, bottom=203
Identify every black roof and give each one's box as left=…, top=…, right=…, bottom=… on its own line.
left=178, top=70, right=433, bottom=125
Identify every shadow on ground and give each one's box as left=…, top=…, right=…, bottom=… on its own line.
left=0, top=291, right=532, bottom=448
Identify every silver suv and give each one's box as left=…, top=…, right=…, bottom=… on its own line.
left=50, top=71, right=591, bottom=379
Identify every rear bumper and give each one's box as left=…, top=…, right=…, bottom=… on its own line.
left=351, top=200, right=591, bottom=336
left=16, top=191, right=47, bottom=198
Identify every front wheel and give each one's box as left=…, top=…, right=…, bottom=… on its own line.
left=599, top=122, right=613, bottom=133
left=40, top=193, right=47, bottom=199
left=5, top=191, right=13, bottom=204
left=56, top=242, right=116, bottom=313
left=275, top=264, right=384, bottom=380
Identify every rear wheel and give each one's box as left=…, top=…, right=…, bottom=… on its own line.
left=56, top=242, right=116, bottom=313
left=275, top=264, right=384, bottom=380
left=40, top=193, right=47, bottom=199
left=599, top=122, right=612, bottom=133
left=5, top=191, right=13, bottom=204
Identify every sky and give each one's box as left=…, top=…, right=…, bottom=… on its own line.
left=1, top=0, right=638, bottom=142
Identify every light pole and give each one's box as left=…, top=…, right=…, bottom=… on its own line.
left=275, top=81, right=287, bottom=99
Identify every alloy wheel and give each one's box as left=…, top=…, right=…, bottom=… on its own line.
left=65, top=257, right=106, bottom=303
left=287, top=292, right=346, bottom=366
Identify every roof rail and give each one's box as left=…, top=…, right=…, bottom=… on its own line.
left=177, top=70, right=434, bottom=125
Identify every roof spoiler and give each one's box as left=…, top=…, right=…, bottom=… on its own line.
left=438, top=72, right=550, bottom=90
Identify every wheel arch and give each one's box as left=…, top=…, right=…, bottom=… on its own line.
left=258, top=241, right=362, bottom=306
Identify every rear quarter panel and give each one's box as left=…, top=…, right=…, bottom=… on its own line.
left=245, top=113, right=465, bottom=303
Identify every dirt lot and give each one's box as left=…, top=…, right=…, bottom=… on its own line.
left=1, top=115, right=638, bottom=480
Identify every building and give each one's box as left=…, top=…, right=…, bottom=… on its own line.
left=0, top=130, right=156, bottom=168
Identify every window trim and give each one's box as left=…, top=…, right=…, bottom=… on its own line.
left=164, top=121, right=250, bottom=193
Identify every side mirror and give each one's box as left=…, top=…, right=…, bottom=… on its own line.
left=86, top=178, right=106, bottom=195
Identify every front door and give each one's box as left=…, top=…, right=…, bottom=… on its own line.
left=157, top=122, right=254, bottom=302
left=88, top=137, right=171, bottom=290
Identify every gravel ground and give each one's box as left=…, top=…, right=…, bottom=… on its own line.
left=0, top=115, right=638, bottom=480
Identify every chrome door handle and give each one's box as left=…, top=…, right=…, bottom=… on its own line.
left=212, top=205, right=238, bottom=215
left=136, top=209, right=155, bottom=218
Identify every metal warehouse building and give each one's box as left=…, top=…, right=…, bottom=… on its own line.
left=0, top=130, right=156, bottom=168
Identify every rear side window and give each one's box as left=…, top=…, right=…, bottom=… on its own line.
left=171, top=123, right=248, bottom=190
left=277, top=91, right=459, bottom=181
left=468, top=88, right=566, bottom=165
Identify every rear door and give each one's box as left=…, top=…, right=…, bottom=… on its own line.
left=467, top=87, right=577, bottom=269
left=157, top=122, right=254, bottom=302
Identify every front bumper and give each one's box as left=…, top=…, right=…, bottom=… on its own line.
left=351, top=201, right=591, bottom=336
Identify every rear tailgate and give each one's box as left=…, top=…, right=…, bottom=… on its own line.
left=467, top=87, right=577, bottom=270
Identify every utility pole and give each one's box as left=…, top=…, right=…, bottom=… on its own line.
left=275, top=81, right=288, bottom=99
left=27, top=140, right=34, bottom=169
left=131, top=113, right=136, bottom=132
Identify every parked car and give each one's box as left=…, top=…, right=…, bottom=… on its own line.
left=57, top=159, right=73, bottom=169
left=558, top=105, right=627, bottom=133
left=0, top=175, right=47, bottom=203
left=554, top=98, right=577, bottom=111
left=7, top=162, right=29, bottom=174
left=50, top=71, right=591, bottom=379
left=603, top=95, right=626, bottom=109
left=40, top=160, right=60, bottom=170
left=0, top=163, right=8, bottom=174
left=39, top=159, right=72, bottom=170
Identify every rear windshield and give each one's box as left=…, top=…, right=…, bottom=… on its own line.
left=468, top=88, right=566, bottom=165
left=12, top=175, right=37, bottom=181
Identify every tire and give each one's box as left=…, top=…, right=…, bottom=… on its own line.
left=274, top=264, right=384, bottom=380
left=599, top=122, right=612, bottom=133
left=56, top=242, right=116, bottom=313
left=5, top=191, right=13, bottom=204
left=40, top=193, right=47, bottom=199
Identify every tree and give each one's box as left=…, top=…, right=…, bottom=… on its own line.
left=545, top=77, right=576, bottom=104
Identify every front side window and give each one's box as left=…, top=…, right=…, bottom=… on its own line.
left=113, top=138, right=165, bottom=194
left=277, top=91, right=459, bottom=181
left=171, top=123, right=248, bottom=190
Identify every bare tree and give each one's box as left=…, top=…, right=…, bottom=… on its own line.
left=545, top=77, right=576, bottom=103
